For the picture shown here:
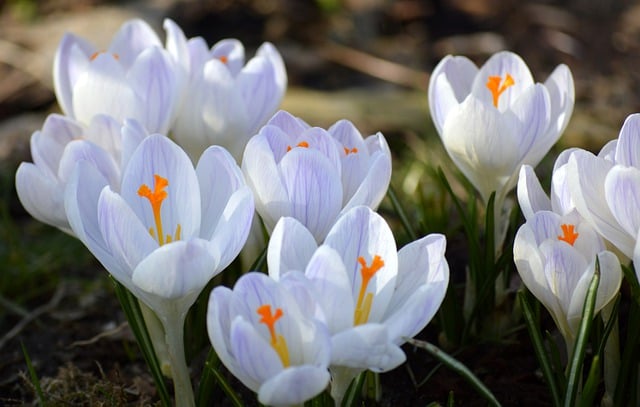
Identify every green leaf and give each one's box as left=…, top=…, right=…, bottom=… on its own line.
left=21, top=342, right=46, bottom=406
left=578, top=355, right=600, bottom=407
left=387, top=185, right=418, bottom=241
left=564, top=265, right=600, bottom=407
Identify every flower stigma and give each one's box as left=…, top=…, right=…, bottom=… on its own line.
left=90, top=51, right=120, bottom=61
left=257, top=304, right=290, bottom=367
left=286, top=141, right=309, bottom=152
left=486, top=73, right=514, bottom=107
left=557, top=224, right=579, bottom=246
left=354, top=255, right=385, bottom=325
left=138, top=174, right=181, bottom=245
left=344, top=147, right=358, bottom=155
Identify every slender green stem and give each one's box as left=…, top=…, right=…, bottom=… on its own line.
left=161, top=311, right=195, bottom=407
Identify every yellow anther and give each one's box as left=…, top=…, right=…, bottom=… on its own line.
left=486, top=73, right=514, bottom=107
left=354, top=255, right=385, bottom=325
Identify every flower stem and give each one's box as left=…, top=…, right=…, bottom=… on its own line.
left=161, top=311, right=195, bottom=407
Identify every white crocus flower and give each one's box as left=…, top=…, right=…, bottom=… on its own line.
left=242, top=110, right=392, bottom=242
left=517, top=147, right=580, bottom=221
left=568, top=113, right=640, bottom=261
left=267, top=206, right=449, bottom=403
left=428, top=51, right=574, bottom=208
left=514, top=211, right=621, bottom=352
left=167, top=20, right=287, bottom=161
left=207, top=272, right=331, bottom=406
left=65, top=134, right=254, bottom=406
left=54, top=19, right=180, bottom=134
left=15, top=114, right=148, bottom=234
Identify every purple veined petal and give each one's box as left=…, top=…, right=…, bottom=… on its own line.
left=330, top=324, right=406, bottom=372
left=163, top=18, right=190, bottom=76
left=525, top=210, right=563, bottom=244
left=550, top=148, right=580, bottom=215
left=237, top=55, right=283, bottom=135
left=568, top=150, right=633, bottom=257
left=387, top=234, right=448, bottom=316
left=30, top=114, right=84, bottom=179
left=267, top=217, right=318, bottom=279
left=98, top=187, right=158, bottom=274
left=279, top=148, right=343, bottom=241
left=341, top=144, right=391, bottom=211
left=65, top=161, right=132, bottom=285
left=121, top=135, right=201, bottom=242
left=132, top=238, right=219, bottom=300
left=230, top=318, right=284, bottom=389
left=196, top=145, right=245, bottom=238
left=604, top=166, right=640, bottom=241
left=108, top=19, right=162, bottom=68
left=324, top=206, right=397, bottom=323
left=566, top=251, right=621, bottom=335
left=211, top=38, right=246, bottom=76
left=207, top=287, right=250, bottom=387
left=171, top=67, right=211, bottom=161
left=517, top=165, right=551, bottom=220
left=428, top=55, right=478, bottom=135
left=329, top=121, right=371, bottom=200
left=304, top=245, right=355, bottom=333
left=72, top=52, right=141, bottom=126
left=471, top=51, right=535, bottom=110
left=543, top=64, right=575, bottom=139
left=85, top=114, right=123, bottom=162
left=127, top=47, right=179, bottom=134
left=614, top=113, right=640, bottom=167
left=53, top=33, right=94, bottom=117
left=120, top=119, right=149, bottom=172
left=441, top=97, right=520, bottom=203
left=267, top=110, right=311, bottom=136
left=599, top=139, right=617, bottom=161
left=242, top=133, right=289, bottom=232
left=207, top=186, right=255, bottom=271
left=186, top=37, right=211, bottom=78
left=15, top=163, right=68, bottom=231
left=571, top=220, right=606, bottom=259
left=259, top=124, right=296, bottom=164
left=329, top=120, right=367, bottom=153
left=510, top=84, right=552, bottom=166
left=258, top=366, right=330, bottom=406
left=57, top=139, right=120, bottom=189
left=256, top=42, right=287, bottom=93
left=513, top=223, right=557, bottom=311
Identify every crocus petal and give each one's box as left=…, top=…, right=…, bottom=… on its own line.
left=58, top=140, right=120, bottom=188
left=237, top=55, right=282, bottom=135
left=132, top=239, right=219, bottom=300
left=550, top=148, right=579, bottom=214
left=108, top=19, right=162, bottom=67
left=257, top=42, right=287, bottom=96
left=267, top=110, right=310, bottom=137
left=30, top=114, right=84, bottom=177
left=428, top=55, right=478, bottom=134
left=268, top=217, right=318, bottom=279
left=614, top=113, right=640, bottom=167
left=279, top=149, right=343, bottom=241
left=517, top=165, right=551, bottom=220
left=604, top=166, right=640, bottom=241
left=510, top=83, right=551, bottom=166
left=258, top=366, right=330, bottom=406
left=330, top=324, right=406, bottom=372
left=53, top=33, right=94, bottom=117
left=15, top=163, right=68, bottom=231
left=211, top=38, right=245, bottom=76
left=342, top=141, right=391, bottom=211
left=544, top=64, right=574, bottom=139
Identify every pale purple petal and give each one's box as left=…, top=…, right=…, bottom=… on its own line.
left=108, top=19, right=162, bottom=68
left=517, top=165, right=551, bottom=220
left=258, top=366, right=330, bottom=406
left=330, top=324, right=406, bottom=372
left=471, top=51, right=535, bottom=109
left=267, top=217, right=318, bottom=279
left=53, top=33, right=94, bottom=117
left=614, top=113, right=640, bottom=167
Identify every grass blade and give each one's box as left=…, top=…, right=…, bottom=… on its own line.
left=387, top=185, right=418, bottom=241
left=406, top=337, right=501, bottom=407
left=518, top=290, right=562, bottom=407
left=578, top=355, right=600, bottom=407
left=21, top=342, right=45, bottom=406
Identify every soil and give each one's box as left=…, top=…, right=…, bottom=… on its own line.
left=1, top=0, right=638, bottom=405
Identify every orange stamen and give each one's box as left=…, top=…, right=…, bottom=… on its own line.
left=486, top=73, right=514, bottom=107
left=257, top=304, right=290, bottom=366
left=90, top=51, right=119, bottom=61
left=286, top=141, right=309, bottom=152
left=219, top=55, right=228, bottom=64
left=138, top=174, right=180, bottom=245
left=558, top=224, right=579, bottom=246
left=354, top=255, right=385, bottom=325
left=344, top=147, right=358, bottom=155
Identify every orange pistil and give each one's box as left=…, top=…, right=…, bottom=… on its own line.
left=354, top=255, right=385, bottom=325
left=486, top=73, right=515, bottom=107
left=138, top=174, right=181, bottom=245
left=286, top=141, right=309, bottom=152
left=558, top=224, right=579, bottom=246
left=344, top=147, right=358, bottom=155
left=257, top=304, right=290, bottom=367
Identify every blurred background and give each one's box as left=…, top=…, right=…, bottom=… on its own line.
left=0, top=0, right=638, bottom=405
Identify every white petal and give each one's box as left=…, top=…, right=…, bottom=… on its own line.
left=342, top=143, right=391, bottom=211
left=330, top=324, right=406, bottom=372
left=543, top=64, right=575, bottom=141
left=15, top=163, right=68, bottom=231
left=267, top=217, right=318, bottom=279
left=604, top=166, right=640, bottom=241
left=471, top=51, right=534, bottom=110
left=237, top=55, right=284, bottom=135
left=53, top=33, right=94, bottom=117
left=614, top=113, right=640, bottom=167
left=510, top=84, right=551, bottom=166
left=258, top=366, right=330, bottom=406
left=517, top=165, right=551, bottom=220
left=108, top=19, right=162, bottom=67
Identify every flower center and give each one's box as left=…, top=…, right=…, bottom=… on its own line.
left=557, top=224, right=579, bottom=246
left=354, top=255, right=385, bottom=325
left=486, top=73, right=514, bottom=107
left=344, top=147, right=358, bottom=155
left=257, top=304, right=290, bottom=367
left=137, top=174, right=181, bottom=246
left=286, top=141, right=309, bottom=152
